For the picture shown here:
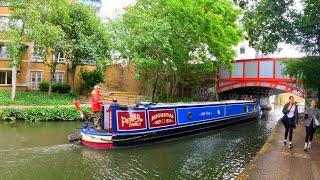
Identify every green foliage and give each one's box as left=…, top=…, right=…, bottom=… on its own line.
left=79, top=69, right=105, bottom=94
left=0, top=91, right=79, bottom=106
left=6, top=0, right=111, bottom=94
left=39, top=81, right=49, bottom=92
left=0, top=106, right=92, bottom=122
left=283, top=57, right=320, bottom=90
left=60, top=3, right=110, bottom=90
left=39, top=82, right=70, bottom=93
left=52, top=83, right=71, bottom=93
left=244, top=0, right=320, bottom=56
left=243, top=0, right=295, bottom=54
left=316, top=127, right=320, bottom=135
left=109, top=0, right=242, bottom=100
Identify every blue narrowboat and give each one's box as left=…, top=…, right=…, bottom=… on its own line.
left=80, top=101, right=261, bottom=148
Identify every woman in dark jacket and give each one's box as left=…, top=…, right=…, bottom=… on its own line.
left=282, top=96, right=298, bottom=149
left=304, top=99, right=320, bottom=151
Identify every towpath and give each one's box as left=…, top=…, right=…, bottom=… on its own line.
left=238, top=120, right=320, bottom=180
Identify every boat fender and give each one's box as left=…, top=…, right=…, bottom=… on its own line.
left=68, top=133, right=81, bottom=142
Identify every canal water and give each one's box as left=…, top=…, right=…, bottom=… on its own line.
left=0, top=108, right=282, bottom=180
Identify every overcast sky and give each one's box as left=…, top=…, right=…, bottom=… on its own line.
left=100, top=0, right=136, bottom=19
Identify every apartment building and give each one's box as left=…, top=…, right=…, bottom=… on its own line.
left=0, top=1, right=97, bottom=91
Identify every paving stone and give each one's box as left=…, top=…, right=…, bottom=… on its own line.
left=238, top=121, right=320, bottom=180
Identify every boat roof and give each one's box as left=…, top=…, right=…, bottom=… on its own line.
left=148, top=100, right=254, bottom=108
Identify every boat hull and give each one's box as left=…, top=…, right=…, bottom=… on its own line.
left=112, top=112, right=259, bottom=147
left=80, top=110, right=260, bottom=148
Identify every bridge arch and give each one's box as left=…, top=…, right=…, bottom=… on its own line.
left=216, top=58, right=305, bottom=98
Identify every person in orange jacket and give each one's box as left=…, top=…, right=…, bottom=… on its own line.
left=91, top=85, right=103, bottom=129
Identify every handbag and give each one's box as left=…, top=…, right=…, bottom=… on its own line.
left=280, top=115, right=287, bottom=126
left=313, top=115, right=320, bottom=127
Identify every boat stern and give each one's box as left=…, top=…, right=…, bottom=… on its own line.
left=80, top=128, right=113, bottom=149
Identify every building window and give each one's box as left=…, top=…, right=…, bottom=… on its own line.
left=81, top=59, right=95, bottom=65
left=56, top=52, right=66, bottom=63
left=0, top=16, right=9, bottom=31
left=54, top=72, right=64, bottom=83
left=0, top=71, right=12, bottom=85
left=0, top=2, right=9, bottom=6
left=30, top=71, right=43, bottom=90
left=32, top=47, right=45, bottom=62
left=0, top=45, right=8, bottom=59
left=240, top=47, right=246, bottom=54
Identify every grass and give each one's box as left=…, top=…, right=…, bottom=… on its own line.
left=0, top=91, right=82, bottom=106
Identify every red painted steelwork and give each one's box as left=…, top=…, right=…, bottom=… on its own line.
left=217, top=58, right=305, bottom=97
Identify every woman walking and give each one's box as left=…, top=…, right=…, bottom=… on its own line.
left=282, top=96, right=298, bottom=149
left=304, top=99, right=320, bottom=151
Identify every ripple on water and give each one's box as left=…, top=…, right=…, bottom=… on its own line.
left=0, top=109, right=281, bottom=180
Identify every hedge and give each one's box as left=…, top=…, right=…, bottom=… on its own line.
left=0, top=91, right=78, bottom=106
left=0, top=106, right=92, bottom=122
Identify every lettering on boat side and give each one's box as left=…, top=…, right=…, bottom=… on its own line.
left=148, top=109, right=177, bottom=129
left=116, top=111, right=147, bottom=131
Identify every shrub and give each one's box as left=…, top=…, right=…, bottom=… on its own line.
left=0, top=106, right=92, bottom=122
left=0, top=91, right=78, bottom=106
left=39, top=81, right=49, bottom=92
left=80, top=69, right=105, bottom=93
left=52, top=83, right=71, bottom=93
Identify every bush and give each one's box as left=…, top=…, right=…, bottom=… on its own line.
left=52, top=82, right=71, bottom=93
left=39, top=81, right=49, bottom=92
left=0, top=106, right=92, bottom=122
left=80, top=69, right=105, bottom=94
left=0, top=91, right=80, bottom=106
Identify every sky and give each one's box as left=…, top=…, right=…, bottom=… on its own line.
left=100, top=0, right=136, bottom=19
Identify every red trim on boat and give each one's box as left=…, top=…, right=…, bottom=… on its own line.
left=81, top=140, right=113, bottom=148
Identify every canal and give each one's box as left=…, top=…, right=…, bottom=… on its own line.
left=0, top=107, right=282, bottom=180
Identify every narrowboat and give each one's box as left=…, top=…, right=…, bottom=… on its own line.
left=79, top=101, right=261, bottom=148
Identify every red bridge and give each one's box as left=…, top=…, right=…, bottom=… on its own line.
left=217, top=58, right=305, bottom=99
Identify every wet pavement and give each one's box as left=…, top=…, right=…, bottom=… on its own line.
left=238, top=121, right=320, bottom=180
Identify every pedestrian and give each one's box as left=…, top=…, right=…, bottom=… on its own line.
left=91, top=85, right=103, bottom=129
left=282, top=96, right=298, bottom=149
left=303, top=99, right=320, bottom=151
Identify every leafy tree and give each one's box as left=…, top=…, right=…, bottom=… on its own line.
left=243, top=0, right=320, bottom=99
left=109, top=0, right=242, bottom=101
left=60, top=3, right=110, bottom=92
left=5, top=0, right=110, bottom=96
left=27, top=0, right=70, bottom=96
left=80, top=69, right=105, bottom=93
left=3, top=0, right=28, bottom=100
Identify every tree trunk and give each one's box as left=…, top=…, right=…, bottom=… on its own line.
left=11, top=65, right=17, bottom=100
left=69, top=65, right=77, bottom=93
left=151, top=74, right=159, bottom=102
left=48, top=59, right=58, bottom=96
left=48, top=71, right=55, bottom=96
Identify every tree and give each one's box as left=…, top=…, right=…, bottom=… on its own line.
left=26, top=0, right=70, bottom=96
left=6, top=0, right=110, bottom=95
left=109, top=0, right=242, bottom=101
left=60, top=3, right=110, bottom=92
left=243, top=0, right=320, bottom=99
left=4, top=0, right=30, bottom=100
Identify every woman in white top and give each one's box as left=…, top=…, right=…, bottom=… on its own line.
left=282, top=96, right=298, bottom=149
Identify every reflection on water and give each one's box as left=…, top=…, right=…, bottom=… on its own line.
left=0, top=108, right=282, bottom=180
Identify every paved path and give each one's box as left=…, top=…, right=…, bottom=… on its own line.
left=238, top=121, right=320, bottom=180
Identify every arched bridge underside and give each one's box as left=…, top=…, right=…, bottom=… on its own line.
left=217, top=58, right=305, bottom=98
